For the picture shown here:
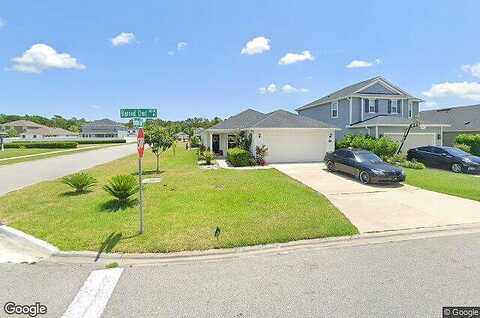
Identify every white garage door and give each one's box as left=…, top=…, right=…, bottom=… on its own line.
left=261, top=130, right=331, bottom=163
left=384, top=133, right=436, bottom=152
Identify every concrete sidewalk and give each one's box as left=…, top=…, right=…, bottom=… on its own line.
left=0, top=143, right=137, bottom=196
left=273, top=162, right=480, bottom=233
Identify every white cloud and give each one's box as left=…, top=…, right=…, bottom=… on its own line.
left=11, top=43, right=85, bottom=73
left=462, top=63, right=480, bottom=78
left=346, top=58, right=381, bottom=69
left=167, top=51, right=175, bottom=56
left=279, top=50, right=314, bottom=65
left=241, top=36, right=271, bottom=55
left=177, top=42, right=187, bottom=50
left=423, top=82, right=480, bottom=101
left=111, top=32, right=135, bottom=46
left=259, top=83, right=277, bottom=94
left=281, top=84, right=308, bottom=93
left=0, top=18, right=5, bottom=29
left=421, top=101, right=438, bottom=110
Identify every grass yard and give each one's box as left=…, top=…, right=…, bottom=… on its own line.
left=0, top=146, right=357, bottom=253
left=404, top=167, right=480, bottom=202
left=0, top=148, right=58, bottom=159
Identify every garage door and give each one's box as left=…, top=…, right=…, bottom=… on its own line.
left=384, top=133, right=436, bottom=152
left=261, top=130, right=331, bottom=163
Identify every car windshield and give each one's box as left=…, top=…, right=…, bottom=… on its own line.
left=444, top=147, right=470, bottom=157
left=355, top=152, right=382, bottom=163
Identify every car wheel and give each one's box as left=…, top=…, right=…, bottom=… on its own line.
left=359, top=170, right=371, bottom=184
left=326, top=160, right=336, bottom=172
left=451, top=163, right=463, bottom=173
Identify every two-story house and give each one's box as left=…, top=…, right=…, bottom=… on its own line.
left=296, top=76, right=449, bottom=151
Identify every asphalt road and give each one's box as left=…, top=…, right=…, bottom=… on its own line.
left=0, top=143, right=137, bottom=196
left=2, top=232, right=479, bottom=318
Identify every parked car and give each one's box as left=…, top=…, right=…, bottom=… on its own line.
left=325, top=149, right=405, bottom=184
left=407, top=146, right=480, bottom=174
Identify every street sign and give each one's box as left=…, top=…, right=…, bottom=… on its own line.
left=137, top=128, right=145, bottom=158
left=120, top=108, right=157, bottom=118
left=132, top=118, right=145, bottom=128
left=142, top=178, right=162, bottom=184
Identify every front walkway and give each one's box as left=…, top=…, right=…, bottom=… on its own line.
left=272, top=163, right=480, bottom=233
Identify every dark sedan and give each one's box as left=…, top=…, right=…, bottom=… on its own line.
left=407, top=146, right=480, bottom=174
left=325, top=149, right=405, bottom=184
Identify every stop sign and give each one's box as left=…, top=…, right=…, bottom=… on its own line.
left=137, top=128, right=145, bottom=158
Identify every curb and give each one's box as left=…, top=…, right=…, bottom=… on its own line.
left=0, top=225, right=59, bottom=255
left=49, top=222, right=480, bottom=266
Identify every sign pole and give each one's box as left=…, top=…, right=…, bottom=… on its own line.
left=137, top=128, right=145, bottom=234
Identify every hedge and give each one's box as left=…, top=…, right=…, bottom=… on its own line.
left=455, top=134, right=480, bottom=156
left=76, top=139, right=126, bottom=145
left=336, top=134, right=399, bottom=159
left=5, top=142, right=78, bottom=149
left=227, top=147, right=253, bottom=167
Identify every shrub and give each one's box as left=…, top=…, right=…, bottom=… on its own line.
left=227, top=147, right=253, bottom=167
left=336, top=135, right=399, bottom=159
left=255, top=145, right=268, bottom=166
left=453, top=143, right=471, bottom=154
left=234, top=131, right=252, bottom=151
left=103, top=175, right=139, bottom=202
left=384, top=153, right=407, bottom=164
left=202, top=151, right=215, bottom=165
left=190, top=136, right=201, bottom=148
left=62, top=172, right=97, bottom=193
left=455, top=134, right=480, bottom=155
left=5, top=142, right=78, bottom=149
left=396, top=159, right=425, bottom=169
left=76, top=139, right=126, bottom=144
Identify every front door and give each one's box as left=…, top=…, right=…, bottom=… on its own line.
left=212, top=134, right=220, bottom=153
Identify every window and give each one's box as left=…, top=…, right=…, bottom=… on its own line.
left=390, top=100, right=398, bottom=113
left=369, top=99, right=376, bottom=113
left=408, top=102, right=413, bottom=118
left=397, top=100, right=402, bottom=113
left=227, top=135, right=237, bottom=148
left=331, top=101, right=338, bottom=118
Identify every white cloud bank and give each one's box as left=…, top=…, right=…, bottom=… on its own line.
left=346, top=58, right=382, bottom=68
left=111, top=32, right=136, bottom=46
left=11, top=44, right=85, bottom=73
left=423, top=82, right=480, bottom=101
left=259, top=83, right=308, bottom=94
left=177, top=42, right=187, bottom=50
left=462, top=63, right=480, bottom=78
left=241, top=36, right=271, bottom=55
left=279, top=50, right=314, bottom=65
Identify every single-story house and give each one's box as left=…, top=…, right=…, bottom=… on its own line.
left=21, top=127, right=78, bottom=139
left=80, top=119, right=128, bottom=138
left=296, top=76, right=449, bottom=151
left=420, top=104, right=480, bottom=146
left=202, top=109, right=336, bottom=163
left=0, top=120, right=48, bottom=134
left=174, top=132, right=189, bottom=142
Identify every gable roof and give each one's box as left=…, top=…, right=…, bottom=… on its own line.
left=207, top=109, right=333, bottom=130
left=22, top=127, right=78, bottom=136
left=349, top=114, right=448, bottom=128
left=420, top=104, right=480, bottom=132
left=83, top=119, right=126, bottom=127
left=296, top=76, right=421, bottom=111
left=0, top=120, right=48, bottom=128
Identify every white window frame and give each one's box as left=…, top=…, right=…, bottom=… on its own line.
left=408, top=102, right=413, bottom=118
left=369, top=99, right=376, bottom=113
left=331, top=101, right=338, bottom=118
left=391, top=99, right=398, bottom=113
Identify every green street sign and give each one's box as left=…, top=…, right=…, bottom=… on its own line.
left=132, top=118, right=145, bottom=128
left=120, top=108, right=158, bottom=118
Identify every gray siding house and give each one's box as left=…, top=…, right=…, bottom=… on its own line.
left=80, top=119, right=128, bottom=138
left=296, top=76, right=449, bottom=151
left=420, top=104, right=480, bottom=146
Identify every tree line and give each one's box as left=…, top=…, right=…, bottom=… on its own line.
left=0, top=114, right=89, bottom=133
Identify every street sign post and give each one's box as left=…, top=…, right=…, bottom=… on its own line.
left=137, top=128, right=145, bottom=234
left=120, top=108, right=158, bottom=118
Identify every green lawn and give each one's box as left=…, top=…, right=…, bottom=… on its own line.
left=0, top=148, right=58, bottom=159
left=404, top=167, right=480, bottom=202
left=0, top=147, right=357, bottom=253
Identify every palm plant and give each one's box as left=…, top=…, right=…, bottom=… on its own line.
left=62, top=172, right=97, bottom=193
left=103, top=175, right=139, bottom=202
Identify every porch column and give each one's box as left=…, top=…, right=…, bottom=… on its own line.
left=209, top=132, right=213, bottom=151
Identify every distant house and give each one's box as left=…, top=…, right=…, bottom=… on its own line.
left=80, top=119, right=128, bottom=138
left=193, top=128, right=204, bottom=137
left=0, top=120, right=48, bottom=134
left=420, top=104, right=480, bottom=146
left=21, top=127, right=78, bottom=139
left=174, top=132, right=189, bottom=142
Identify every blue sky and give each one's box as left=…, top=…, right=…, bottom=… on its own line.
left=0, top=1, right=479, bottom=121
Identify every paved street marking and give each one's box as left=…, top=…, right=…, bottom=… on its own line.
left=62, top=268, right=123, bottom=318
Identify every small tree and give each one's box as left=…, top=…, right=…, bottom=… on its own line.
left=234, top=131, right=252, bottom=151
left=145, top=125, right=173, bottom=173
left=6, top=128, right=18, bottom=138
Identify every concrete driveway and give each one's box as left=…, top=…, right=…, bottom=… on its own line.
left=272, top=163, right=480, bottom=233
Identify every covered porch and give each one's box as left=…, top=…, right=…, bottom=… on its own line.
left=202, top=129, right=242, bottom=157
